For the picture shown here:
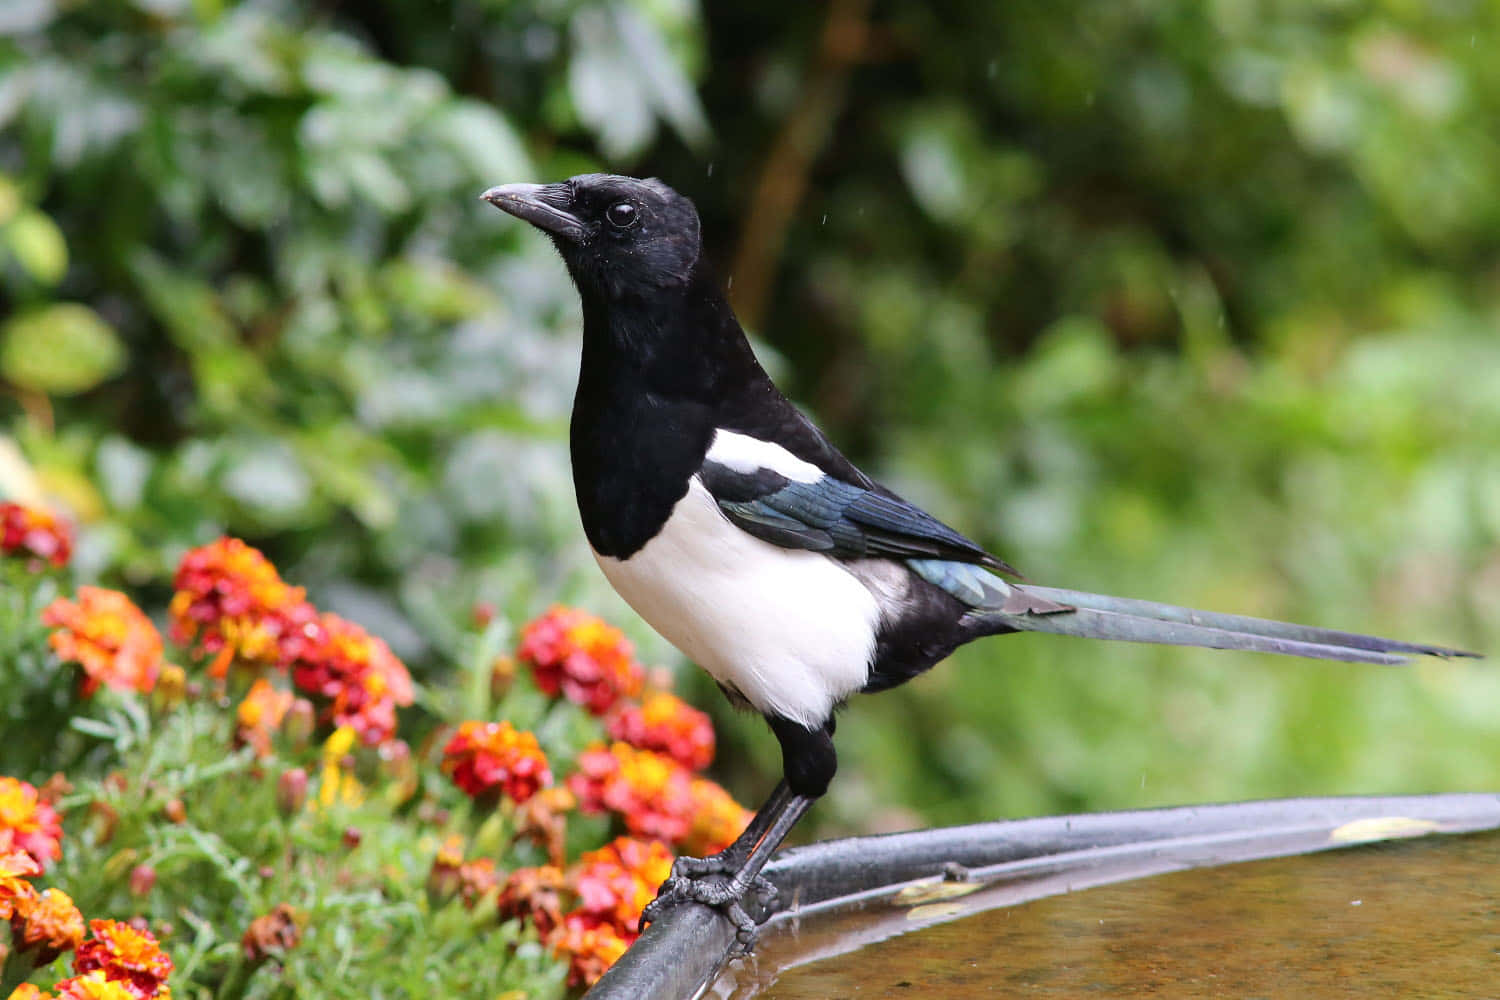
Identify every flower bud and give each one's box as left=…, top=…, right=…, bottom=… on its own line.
left=426, top=836, right=465, bottom=906
left=129, top=865, right=156, bottom=897
left=489, top=655, right=517, bottom=702
left=155, top=665, right=188, bottom=709
left=276, top=769, right=308, bottom=817
left=284, top=698, right=316, bottom=750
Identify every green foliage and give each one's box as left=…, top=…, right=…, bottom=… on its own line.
left=2, top=0, right=1497, bottom=868
left=2, top=304, right=124, bottom=395
left=39, top=699, right=569, bottom=1000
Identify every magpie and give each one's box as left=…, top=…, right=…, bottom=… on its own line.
left=481, top=173, right=1477, bottom=948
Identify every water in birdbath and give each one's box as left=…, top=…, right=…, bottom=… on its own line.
left=716, top=830, right=1500, bottom=997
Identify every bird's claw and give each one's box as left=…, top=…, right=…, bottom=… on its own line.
left=637, top=857, right=778, bottom=951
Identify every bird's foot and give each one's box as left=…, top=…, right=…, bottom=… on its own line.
left=639, top=854, right=779, bottom=954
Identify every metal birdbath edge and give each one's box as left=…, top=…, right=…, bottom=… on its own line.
left=582, top=792, right=1500, bottom=999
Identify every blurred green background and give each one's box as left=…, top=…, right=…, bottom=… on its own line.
left=2, top=0, right=1497, bottom=841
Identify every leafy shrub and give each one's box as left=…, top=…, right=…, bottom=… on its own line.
left=1, top=512, right=751, bottom=995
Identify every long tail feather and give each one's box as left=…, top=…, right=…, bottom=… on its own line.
left=977, top=584, right=1480, bottom=665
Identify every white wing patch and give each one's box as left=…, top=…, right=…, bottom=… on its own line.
left=706, top=429, right=824, bottom=484
left=593, top=476, right=885, bottom=727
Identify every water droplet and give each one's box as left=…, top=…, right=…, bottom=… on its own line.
left=707, top=162, right=715, bottom=177
left=727, top=275, right=734, bottom=289
left=821, top=214, right=828, bottom=225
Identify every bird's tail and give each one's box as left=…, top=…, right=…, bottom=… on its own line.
left=972, top=583, right=1479, bottom=665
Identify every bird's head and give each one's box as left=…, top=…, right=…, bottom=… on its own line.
left=482, top=174, right=702, bottom=301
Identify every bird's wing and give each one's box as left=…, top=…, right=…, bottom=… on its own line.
left=700, top=430, right=1019, bottom=575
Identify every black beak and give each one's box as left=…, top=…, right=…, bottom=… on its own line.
left=480, top=183, right=587, bottom=242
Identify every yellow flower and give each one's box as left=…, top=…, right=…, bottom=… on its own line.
left=53, top=972, right=136, bottom=1000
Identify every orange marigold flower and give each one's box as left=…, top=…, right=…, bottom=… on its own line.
left=569, top=836, right=673, bottom=933
left=0, top=502, right=72, bottom=568
left=567, top=742, right=694, bottom=843
left=290, top=613, right=413, bottom=747
left=441, top=721, right=552, bottom=805
left=425, top=835, right=467, bottom=905
left=425, top=838, right=504, bottom=911
left=0, top=778, right=64, bottom=871
left=681, top=778, right=754, bottom=857
left=11, top=886, right=86, bottom=965
left=234, top=678, right=294, bottom=758
left=42, top=588, right=166, bottom=698
left=53, top=972, right=136, bottom=1000
left=73, top=919, right=173, bottom=1000
left=518, top=606, right=643, bottom=715
left=0, top=848, right=41, bottom=920
left=498, top=864, right=568, bottom=938
left=607, top=692, right=715, bottom=771
left=549, top=913, right=631, bottom=988
left=9, top=984, right=55, bottom=1000
left=457, top=857, right=501, bottom=908
left=241, top=904, right=301, bottom=964
left=168, top=537, right=316, bottom=675
left=514, top=785, right=576, bottom=867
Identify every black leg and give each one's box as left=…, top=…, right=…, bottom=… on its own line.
left=638, top=716, right=835, bottom=951
left=690, top=792, right=813, bottom=952
left=658, top=780, right=792, bottom=881
left=640, top=786, right=814, bottom=951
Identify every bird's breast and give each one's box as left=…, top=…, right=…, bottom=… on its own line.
left=592, top=476, right=886, bottom=728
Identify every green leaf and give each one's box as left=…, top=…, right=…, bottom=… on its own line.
left=1, top=303, right=125, bottom=394
left=4, top=207, right=68, bottom=285
left=0, top=176, right=18, bottom=225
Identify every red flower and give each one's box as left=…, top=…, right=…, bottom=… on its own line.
left=168, top=537, right=316, bottom=676
left=290, top=613, right=413, bottom=747
left=518, top=607, right=643, bottom=715
left=43, top=588, right=167, bottom=697
left=0, top=502, right=72, bottom=568
left=548, top=835, right=677, bottom=984
left=0, top=777, right=64, bottom=871
left=682, top=778, right=753, bottom=857
left=549, top=913, right=631, bottom=988
left=567, top=743, right=694, bottom=844
left=72, top=919, right=173, bottom=1000
left=607, top=692, right=715, bottom=771
left=569, top=836, right=673, bottom=933
left=441, top=721, right=551, bottom=805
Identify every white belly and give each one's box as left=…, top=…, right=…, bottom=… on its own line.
left=593, top=477, right=879, bottom=728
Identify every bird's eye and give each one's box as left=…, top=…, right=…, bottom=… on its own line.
left=606, top=202, right=638, bottom=228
